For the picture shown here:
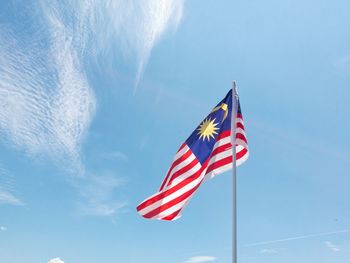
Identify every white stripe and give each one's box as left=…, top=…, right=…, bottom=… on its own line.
left=205, top=162, right=232, bottom=179
left=160, top=146, right=193, bottom=190
left=205, top=147, right=249, bottom=179
left=165, top=136, right=234, bottom=189
left=152, top=197, right=190, bottom=220
left=167, top=134, right=235, bottom=188
left=208, top=146, right=248, bottom=168
left=209, top=149, right=232, bottom=166
left=153, top=169, right=207, bottom=219
left=235, top=139, right=248, bottom=149
left=213, top=136, right=231, bottom=149
left=210, top=129, right=245, bottom=153
left=237, top=150, right=249, bottom=166
left=212, top=131, right=246, bottom=152
left=235, top=127, right=245, bottom=135
left=139, top=128, right=249, bottom=218
left=236, top=118, right=244, bottom=125
left=168, top=162, right=202, bottom=188
left=236, top=145, right=244, bottom=152
left=138, top=177, right=200, bottom=217
left=137, top=170, right=205, bottom=216
left=173, top=145, right=190, bottom=162
left=166, top=153, right=196, bottom=182
left=159, top=167, right=171, bottom=190
left=236, top=147, right=248, bottom=159
left=209, top=139, right=248, bottom=163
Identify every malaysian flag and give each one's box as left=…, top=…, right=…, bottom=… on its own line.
left=137, top=88, right=249, bottom=221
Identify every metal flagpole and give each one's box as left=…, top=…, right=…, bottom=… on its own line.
left=231, top=81, right=238, bottom=263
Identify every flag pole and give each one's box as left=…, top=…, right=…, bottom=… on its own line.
left=231, top=81, right=238, bottom=263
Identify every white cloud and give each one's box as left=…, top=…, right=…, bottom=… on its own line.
left=0, top=1, right=185, bottom=216
left=0, top=0, right=185, bottom=169
left=48, top=258, right=64, bottom=263
left=0, top=164, right=22, bottom=206
left=184, top=256, right=217, bottom=263
left=325, top=241, right=340, bottom=252
left=77, top=173, right=126, bottom=217
left=41, top=0, right=185, bottom=89
left=0, top=190, right=22, bottom=206
left=112, top=0, right=185, bottom=87
left=0, top=226, right=7, bottom=231
left=0, top=8, right=96, bottom=172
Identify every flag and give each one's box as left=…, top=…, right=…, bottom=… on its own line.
left=137, top=88, right=249, bottom=221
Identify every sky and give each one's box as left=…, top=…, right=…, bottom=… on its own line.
left=0, top=0, right=350, bottom=262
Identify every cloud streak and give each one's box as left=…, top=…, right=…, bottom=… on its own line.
left=0, top=164, right=22, bottom=206
left=77, top=173, right=126, bottom=217
left=183, top=256, right=217, bottom=263
left=0, top=190, right=22, bottom=206
left=48, top=258, right=64, bottom=263
left=246, top=229, right=350, bottom=247
left=325, top=241, right=340, bottom=252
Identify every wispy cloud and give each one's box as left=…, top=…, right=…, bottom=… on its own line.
left=0, top=5, right=96, bottom=173
left=0, top=1, right=185, bottom=215
left=77, top=173, right=126, bottom=217
left=325, top=241, right=340, bottom=252
left=246, top=229, right=350, bottom=247
left=1, top=0, right=185, bottom=168
left=41, top=0, right=185, bottom=90
left=183, top=256, right=217, bottom=263
left=0, top=226, right=7, bottom=231
left=0, top=164, right=22, bottom=206
left=48, top=258, right=64, bottom=263
left=0, top=190, right=22, bottom=206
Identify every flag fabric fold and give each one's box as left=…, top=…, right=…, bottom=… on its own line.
left=137, top=89, right=249, bottom=221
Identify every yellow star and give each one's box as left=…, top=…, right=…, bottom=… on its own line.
left=197, top=118, right=220, bottom=141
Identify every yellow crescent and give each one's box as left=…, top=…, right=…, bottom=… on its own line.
left=211, top=103, right=228, bottom=123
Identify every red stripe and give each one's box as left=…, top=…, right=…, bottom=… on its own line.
left=137, top=95, right=249, bottom=221
left=211, top=143, right=231, bottom=157
left=166, top=158, right=199, bottom=187
left=236, top=122, right=245, bottom=130
left=236, top=133, right=247, bottom=144
left=206, top=147, right=248, bottom=174
left=177, top=143, right=186, bottom=152
left=159, top=148, right=192, bottom=190
left=206, top=156, right=231, bottom=174
left=137, top=174, right=197, bottom=212
left=161, top=209, right=182, bottom=221
left=142, top=182, right=202, bottom=219
left=140, top=161, right=209, bottom=217
left=136, top=161, right=208, bottom=212
left=216, top=130, right=230, bottom=141
left=236, top=148, right=248, bottom=160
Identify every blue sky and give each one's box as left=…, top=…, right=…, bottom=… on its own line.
left=0, top=0, right=350, bottom=262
